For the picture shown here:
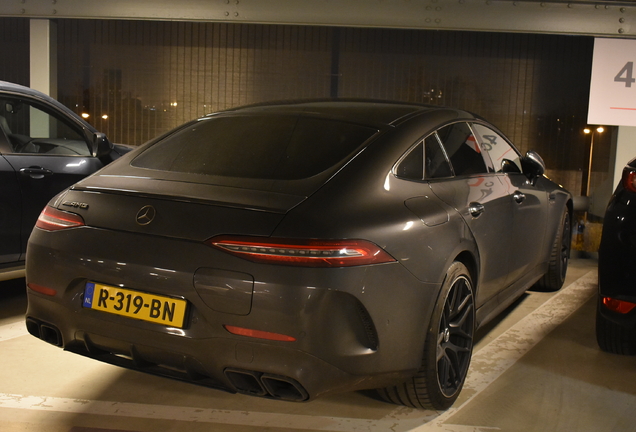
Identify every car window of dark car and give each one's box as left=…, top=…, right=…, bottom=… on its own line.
left=437, top=122, right=488, bottom=176
left=132, top=115, right=378, bottom=180
left=0, top=97, right=91, bottom=156
left=471, top=123, right=522, bottom=173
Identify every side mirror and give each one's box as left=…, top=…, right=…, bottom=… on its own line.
left=521, top=150, right=545, bottom=180
left=92, top=132, right=114, bottom=158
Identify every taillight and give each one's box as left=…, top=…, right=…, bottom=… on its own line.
left=602, top=296, right=636, bottom=314
left=207, top=236, right=396, bottom=267
left=35, top=206, right=85, bottom=231
left=622, top=168, right=636, bottom=193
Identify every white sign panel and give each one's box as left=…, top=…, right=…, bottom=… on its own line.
left=588, top=38, right=636, bottom=127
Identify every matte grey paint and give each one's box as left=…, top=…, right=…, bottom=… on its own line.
left=25, top=100, right=572, bottom=402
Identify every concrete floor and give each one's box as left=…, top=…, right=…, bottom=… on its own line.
left=1, top=259, right=635, bottom=432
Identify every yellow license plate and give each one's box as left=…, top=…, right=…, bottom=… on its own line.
left=83, top=282, right=188, bottom=328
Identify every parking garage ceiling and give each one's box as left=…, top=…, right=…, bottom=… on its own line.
left=0, top=0, right=634, bottom=38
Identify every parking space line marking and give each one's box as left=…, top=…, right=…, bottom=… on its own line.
left=0, top=270, right=597, bottom=432
left=0, top=321, right=27, bottom=342
left=0, top=393, right=431, bottom=431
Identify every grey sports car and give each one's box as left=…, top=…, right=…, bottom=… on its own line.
left=25, top=100, right=572, bottom=410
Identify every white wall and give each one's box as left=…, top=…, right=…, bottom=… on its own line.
left=29, top=19, right=56, bottom=97
left=614, top=126, right=636, bottom=189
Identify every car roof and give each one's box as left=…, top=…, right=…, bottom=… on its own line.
left=0, top=80, right=97, bottom=133
left=216, top=99, right=467, bottom=129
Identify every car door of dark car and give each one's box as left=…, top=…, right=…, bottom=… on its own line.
left=426, top=122, right=514, bottom=307
left=0, top=153, right=21, bottom=264
left=0, top=96, right=104, bottom=259
left=471, top=123, right=548, bottom=284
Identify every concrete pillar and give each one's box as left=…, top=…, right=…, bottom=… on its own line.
left=29, top=19, right=57, bottom=98
left=613, top=126, right=636, bottom=189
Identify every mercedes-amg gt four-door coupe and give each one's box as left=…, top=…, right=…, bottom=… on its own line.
left=25, top=100, right=572, bottom=410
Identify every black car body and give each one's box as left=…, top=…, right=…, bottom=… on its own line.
left=597, top=157, right=636, bottom=355
left=0, top=80, right=130, bottom=280
left=25, top=100, right=572, bottom=409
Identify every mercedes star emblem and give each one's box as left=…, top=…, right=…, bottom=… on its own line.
left=136, top=205, right=156, bottom=226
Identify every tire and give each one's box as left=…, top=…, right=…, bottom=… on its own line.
left=535, top=208, right=571, bottom=292
left=378, top=262, right=475, bottom=410
left=596, top=298, right=636, bottom=355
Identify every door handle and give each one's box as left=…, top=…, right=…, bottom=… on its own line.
left=468, top=202, right=485, bottom=218
left=19, top=166, right=53, bottom=179
left=513, top=191, right=526, bottom=204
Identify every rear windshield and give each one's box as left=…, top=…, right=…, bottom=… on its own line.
left=132, top=114, right=378, bottom=180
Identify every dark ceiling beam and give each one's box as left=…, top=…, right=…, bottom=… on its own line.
left=1, top=0, right=634, bottom=37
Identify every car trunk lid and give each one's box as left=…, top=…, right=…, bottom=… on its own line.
left=59, top=174, right=303, bottom=241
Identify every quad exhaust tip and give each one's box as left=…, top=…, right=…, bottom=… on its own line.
left=224, top=368, right=309, bottom=401
left=26, top=317, right=63, bottom=347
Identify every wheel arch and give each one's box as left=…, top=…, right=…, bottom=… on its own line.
left=454, top=250, right=478, bottom=290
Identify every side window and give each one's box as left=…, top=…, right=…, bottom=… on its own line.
left=471, top=123, right=522, bottom=173
left=395, top=141, right=424, bottom=180
left=0, top=97, right=90, bottom=156
left=395, top=134, right=454, bottom=181
left=437, top=122, right=488, bottom=176
left=424, top=134, right=452, bottom=179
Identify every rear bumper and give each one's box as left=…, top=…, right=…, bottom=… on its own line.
left=26, top=226, right=440, bottom=400
left=596, top=296, right=636, bottom=331
left=26, top=299, right=400, bottom=401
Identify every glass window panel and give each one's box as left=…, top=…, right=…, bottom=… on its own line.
left=471, top=123, right=522, bottom=173
left=395, top=141, right=424, bottom=180
left=0, top=97, right=89, bottom=155
left=133, top=114, right=377, bottom=180
left=437, top=122, right=487, bottom=176
left=424, top=134, right=452, bottom=179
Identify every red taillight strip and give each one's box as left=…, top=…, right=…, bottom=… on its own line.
left=602, top=296, right=636, bottom=314
left=207, top=236, right=396, bottom=267
left=35, top=206, right=85, bottom=231
left=224, top=325, right=296, bottom=342
left=27, top=283, right=57, bottom=296
left=622, top=168, right=636, bottom=193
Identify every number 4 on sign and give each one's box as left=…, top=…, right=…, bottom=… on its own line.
left=615, top=62, right=636, bottom=88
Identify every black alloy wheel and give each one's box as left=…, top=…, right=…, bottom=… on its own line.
left=559, top=212, right=571, bottom=281
left=536, top=209, right=571, bottom=291
left=435, top=267, right=475, bottom=401
left=377, top=261, right=475, bottom=410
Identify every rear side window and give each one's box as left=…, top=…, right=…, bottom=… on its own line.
left=132, top=115, right=378, bottom=180
left=437, top=122, right=488, bottom=176
left=395, top=134, right=453, bottom=181
left=395, top=141, right=424, bottom=180
left=471, top=123, right=521, bottom=173
left=424, top=135, right=452, bottom=179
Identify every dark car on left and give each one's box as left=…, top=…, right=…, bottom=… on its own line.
left=0, top=80, right=129, bottom=281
